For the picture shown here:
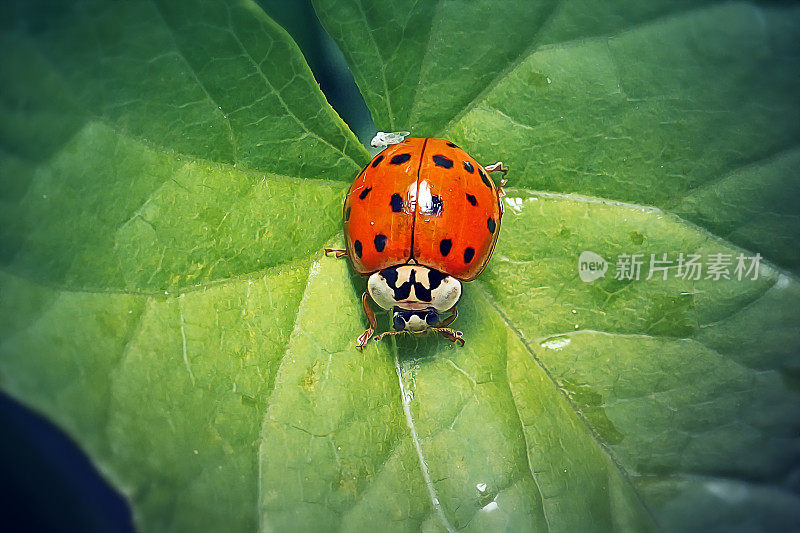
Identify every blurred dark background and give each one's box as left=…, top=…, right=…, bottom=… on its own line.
left=0, top=1, right=371, bottom=531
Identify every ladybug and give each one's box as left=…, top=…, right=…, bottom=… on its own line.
left=326, top=133, right=507, bottom=348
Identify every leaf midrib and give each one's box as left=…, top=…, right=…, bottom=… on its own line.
left=474, top=280, right=663, bottom=530
left=391, top=343, right=456, bottom=533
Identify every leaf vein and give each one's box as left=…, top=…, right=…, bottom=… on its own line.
left=475, top=280, right=661, bottom=528
left=392, top=342, right=455, bottom=533
left=222, top=4, right=362, bottom=171
left=150, top=0, right=239, bottom=162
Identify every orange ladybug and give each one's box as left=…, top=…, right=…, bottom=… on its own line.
left=326, top=133, right=507, bottom=347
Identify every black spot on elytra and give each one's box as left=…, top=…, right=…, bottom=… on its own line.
left=464, top=247, right=475, bottom=264
left=390, top=154, right=411, bottom=165
left=354, top=240, right=362, bottom=258
left=463, top=161, right=474, bottom=173
left=432, top=155, right=453, bottom=168
left=430, top=195, right=443, bottom=215
left=440, top=239, right=452, bottom=256
left=359, top=187, right=372, bottom=200
left=487, top=217, right=496, bottom=234
left=446, top=142, right=458, bottom=148
left=466, top=193, right=477, bottom=206
left=374, top=234, right=387, bottom=252
left=390, top=193, right=403, bottom=212
left=344, top=206, right=351, bottom=221
left=479, top=169, right=492, bottom=189
left=371, top=154, right=384, bottom=167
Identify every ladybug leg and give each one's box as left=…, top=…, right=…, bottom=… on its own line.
left=484, top=161, right=508, bottom=176
left=497, top=178, right=508, bottom=198
left=430, top=327, right=465, bottom=347
left=357, top=292, right=377, bottom=348
left=373, top=330, right=409, bottom=342
left=437, top=307, right=458, bottom=328
left=324, top=248, right=348, bottom=259
left=484, top=162, right=509, bottom=197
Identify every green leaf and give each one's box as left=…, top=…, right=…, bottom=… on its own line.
left=259, top=251, right=654, bottom=532
left=2, top=0, right=800, bottom=532
left=482, top=192, right=800, bottom=529
left=0, top=261, right=310, bottom=531
left=317, top=1, right=800, bottom=274
left=1, top=0, right=367, bottom=177
left=0, top=0, right=366, bottom=291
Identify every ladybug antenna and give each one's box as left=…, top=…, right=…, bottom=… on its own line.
left=498, top=178, right=508, bottom=198
left=430, top=327, right=465, bottom=346
left=373, top=330, right=409, bottom=342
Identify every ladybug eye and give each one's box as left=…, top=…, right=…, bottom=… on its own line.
left=392, top=313, right=406, bottom=331
left=425, top=311, right=439, bottom=327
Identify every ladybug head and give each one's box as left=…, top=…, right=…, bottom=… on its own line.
left=367, top=264, right=461, bottom=334
left=392, top=307, right=439, bottom=333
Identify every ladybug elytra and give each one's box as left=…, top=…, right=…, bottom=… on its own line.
left=326, top=133, right=507, bottom=347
